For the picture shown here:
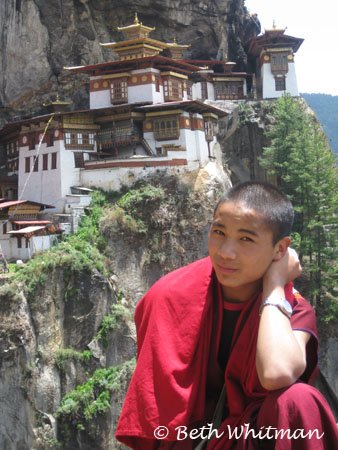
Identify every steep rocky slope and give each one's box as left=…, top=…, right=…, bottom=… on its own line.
left=0, top=0, right=259, bottom=124
left=0, top=163, right=231, bottom=449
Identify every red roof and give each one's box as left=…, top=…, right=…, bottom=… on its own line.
left=65, top=55, right=201, bottom=75
left=0, top=200, right=54, bottom=209
left=11, top=220, right=52, bottom=225
left=135, top=100, right=228, bottom=116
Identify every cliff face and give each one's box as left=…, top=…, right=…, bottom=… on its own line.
left=0, top=164, right=231, bottom=450
left=0, top=267, right=134, bottom=449
left=0, top=0, right=259, bottom=124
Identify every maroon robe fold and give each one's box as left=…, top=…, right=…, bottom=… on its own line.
left=116, top=257, right=336, bottom=450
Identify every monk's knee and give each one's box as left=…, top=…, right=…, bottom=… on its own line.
left=257, top=383, right=323, bottom=425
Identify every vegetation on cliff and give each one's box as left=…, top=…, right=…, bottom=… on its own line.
left=261, top=94, right=338, bottom=320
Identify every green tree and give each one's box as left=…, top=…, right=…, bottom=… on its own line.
left=261, top=94, right=338, bottom=314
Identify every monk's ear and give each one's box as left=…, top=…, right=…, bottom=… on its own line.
left=272, top=236, right=291, bottom=261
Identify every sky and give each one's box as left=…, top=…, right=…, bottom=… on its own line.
left=245, top=0, right=338, bottom=96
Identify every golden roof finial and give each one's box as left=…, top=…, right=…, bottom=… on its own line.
left=173, top=36, right=177, bottom=44
left=134, top=12, right=139, bottom=24
left=55, top=94, right=61, bottom=103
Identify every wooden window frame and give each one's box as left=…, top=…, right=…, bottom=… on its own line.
left=204, top=119, right=214, bottom=141
left=51, top=152, right=57, bottom=170
left=110, top=79, right=128, bottom=104
left=201, top=81, right=208, bottom=100
left=47, top=131, right=54, bottom=147
left=163, top=77, right=183, bottom=102
left=271, top=52, right=289, bottom=73
left=43, top=153, right=48, bottom=171
left=25, top=157, right=30, bottom=173
left=29, top=134, right=35, bottom=150
left=73, top=152, right=84, bottom=168
left=214, top=82, right=243, bottom=100
left=64, top=131, right=95, bottom=150
left=153, top=116, right=180, bottom=141
left=275, top=78, right=286, bottom=91
left=33, top=156, right=39, bottom=172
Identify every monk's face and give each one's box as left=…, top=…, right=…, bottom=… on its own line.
left=208, top=201, right=281, bottom=302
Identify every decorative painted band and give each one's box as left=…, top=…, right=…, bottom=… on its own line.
left=84, top=158, right=187, bottom=169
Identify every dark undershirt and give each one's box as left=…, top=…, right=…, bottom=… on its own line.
left=204, top=285, right=246, bottom=424
left=217, top=308, right=242, bottom=372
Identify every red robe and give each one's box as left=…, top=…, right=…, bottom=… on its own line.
left=116, top=257, right=337, bottom=449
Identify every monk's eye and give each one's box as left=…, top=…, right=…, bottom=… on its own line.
left=213, top=229, right=224, bottom=236
left=241, top=236, right=254, bottom=242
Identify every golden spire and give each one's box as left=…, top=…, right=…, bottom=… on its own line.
left=134, top=12, right=139, bottom=24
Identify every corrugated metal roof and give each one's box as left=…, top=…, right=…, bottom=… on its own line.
left=7, top=225, right=46, bottom=235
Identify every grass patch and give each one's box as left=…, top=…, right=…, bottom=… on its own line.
left=96, top=303, right=131, bottom=347
left=56, top=357, right=136, bottom=425
left=55, top=349, right=93, bottom=373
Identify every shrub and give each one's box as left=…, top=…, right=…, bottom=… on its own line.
left=56, top=358, right=136, bottom=425
left=96, top=303, right=132, bottom=347
left=54, top=349, right=93, bottom=373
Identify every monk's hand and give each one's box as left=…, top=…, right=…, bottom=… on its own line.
left=263, top=247, right=302, bottom=289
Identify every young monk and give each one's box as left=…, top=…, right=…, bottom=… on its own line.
left=116, top=181, right=338, bottom=449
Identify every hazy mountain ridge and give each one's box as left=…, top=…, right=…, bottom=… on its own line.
left=301, top=93, right=338, bottom=154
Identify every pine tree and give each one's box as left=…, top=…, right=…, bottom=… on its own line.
left=261, top=94, right=338, bottom=315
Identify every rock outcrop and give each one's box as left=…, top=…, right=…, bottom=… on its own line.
left=0, top=164, right=231, bottom=449
left=0, top=0, right=259, bottom=125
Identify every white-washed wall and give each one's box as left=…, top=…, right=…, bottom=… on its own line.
left=18, top=140, right=63, bottom=211
left=262, top=62, right=299, bottom=99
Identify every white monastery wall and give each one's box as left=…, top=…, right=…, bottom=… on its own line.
left=18, top=140, right=63, bottom=211
left=128, top=84, right=156, bottom=103
left=80, top=161, right=200, bottom=192
left=59, top=143, right=81, bottom=199
left=89, top=89, right=111, bottom=109
left=192, top=83, right=202, bottom=100
left=262, top=62, right=299, bottom=99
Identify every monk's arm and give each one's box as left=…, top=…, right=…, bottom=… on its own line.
left=256, top=249, right=311, bottom=391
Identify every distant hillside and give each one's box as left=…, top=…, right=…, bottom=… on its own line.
left=301, top=93, right=338, bottom=154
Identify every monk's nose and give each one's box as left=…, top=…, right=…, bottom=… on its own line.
left=218, top=240, right=236, bottom=260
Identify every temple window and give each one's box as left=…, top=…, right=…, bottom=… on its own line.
left=51, top=152, right=57, bottom=169
left=163, top=77, right=183, bottom=101
left=270, top=53, right=288, bottom=73
left=33, top=156, right=39, bottom=172
left=153, top=117, right=180, bottom=140
left=29, top=134, right=35, bottom=150
left=74, top=152, right=84, bottom=168
left=64, top=132, right=95, bottom=149
left=186, top=81, right=193, bottom=100
left=201, top=82, right=208, bottom=100
left=65, top=132, right=72, bottom=145
left=110, top=79, right=128, bottom=104
left=47, top=131, right=54, bottom=147
left=204, top=120, right=214, bottom=141
left=214, top=82, right=243, bottom=100
left=43, top=154, right=48, bottom=170
left=275, top=78, right=286, bottom=91
left=25, top=157, right=30, bottom=173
